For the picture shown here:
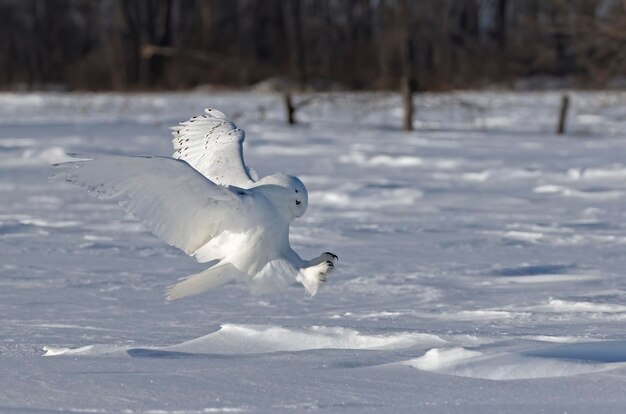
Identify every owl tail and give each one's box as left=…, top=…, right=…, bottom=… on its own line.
left=165, top=263, right=240, bottom=300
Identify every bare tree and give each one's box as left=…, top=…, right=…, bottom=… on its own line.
left=2, top=0, right=625, bottom=92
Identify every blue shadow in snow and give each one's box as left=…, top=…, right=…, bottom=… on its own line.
left=127, top=348, right=233, bottom=359
left=491, top=264, right=575, bottom=277
left=523, top=341, right=626, bottom=363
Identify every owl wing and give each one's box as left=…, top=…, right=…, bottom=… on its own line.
left=51, top=154, right=257, bottom=256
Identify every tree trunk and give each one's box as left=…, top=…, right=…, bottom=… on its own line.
left=400, top=1, right=415, bottom=131
left=283, top=2, right=306, bottom=88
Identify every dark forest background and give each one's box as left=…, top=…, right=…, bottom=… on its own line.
left=3, top=0, right=626, bottom=92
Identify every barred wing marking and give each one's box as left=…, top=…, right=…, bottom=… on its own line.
left=171, top=108, right=255, bottom=187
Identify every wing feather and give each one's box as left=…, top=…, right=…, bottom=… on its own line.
left=51, top=154, right=248, bottom=255
left=171, top=108, right=255, bottom=187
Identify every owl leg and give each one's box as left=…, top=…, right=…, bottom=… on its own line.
left=297, top=259, right=335, bottom=296
left=307, top=252, right=338, bottom=266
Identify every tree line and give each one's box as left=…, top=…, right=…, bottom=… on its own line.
left=2, top=0, right=626, bottom=91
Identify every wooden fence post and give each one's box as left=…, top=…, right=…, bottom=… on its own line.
left=284, top=92, right=295, bottom=125
left=402, top=76, right=414, bottom=131
left=557, top=94, right=570, bottom=134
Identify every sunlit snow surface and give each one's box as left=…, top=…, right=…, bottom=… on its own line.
left=3, top=91, right=626, bottom=413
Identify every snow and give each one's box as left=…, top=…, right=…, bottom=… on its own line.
left=2, top=91, right=626, bottom=412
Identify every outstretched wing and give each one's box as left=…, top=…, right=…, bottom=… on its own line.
left=51, top=154, right=250, bottom=256
left=171, top=108, right=255, bottom=188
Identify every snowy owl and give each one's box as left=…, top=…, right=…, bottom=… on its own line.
left=52, top=108, right=337, bottom=299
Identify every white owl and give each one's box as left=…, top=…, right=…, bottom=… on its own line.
left=52, top=108, right=337, bottom=299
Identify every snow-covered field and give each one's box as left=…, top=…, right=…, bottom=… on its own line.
left=3, top=91, right=626, bottom=413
